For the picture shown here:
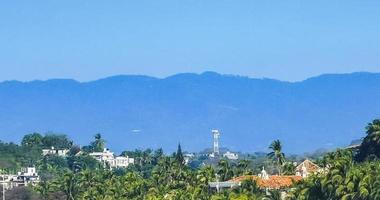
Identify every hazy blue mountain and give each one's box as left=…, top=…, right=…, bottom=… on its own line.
left=0, top=71, right=379, bottom=154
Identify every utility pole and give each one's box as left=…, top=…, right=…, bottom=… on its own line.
left=215, top=173, right=220, bottom=193
left=1, top=175, right=5, bottom=200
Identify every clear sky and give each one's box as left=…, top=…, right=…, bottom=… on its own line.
left=1, top=0, right=380, bottom=82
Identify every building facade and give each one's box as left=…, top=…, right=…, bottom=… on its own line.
left=1, top=167, right=40, bottom=190
left=89, top=148, right=134, bottom=168
left=42, top=146, right=69, bottom=157
left=223, top=151, right=239, bottom=160
left=295, top=159, right=321, bottom=178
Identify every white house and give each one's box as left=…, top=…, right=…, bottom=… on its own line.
left=89, top=148, right=134, bottom=168
left=223, top=151, right=239, bottom=160
left=1, top=167, right=40, bottom=191
left=14, top=167, right=39, bottom=187
left=184, top=153, right=195, bottom=165
left=295, top=159, right=321, bottom=178
left=42, top=146, right=69, bottom=157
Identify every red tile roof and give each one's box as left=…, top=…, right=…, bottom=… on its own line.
left=230, top=175, right=302, bottom=189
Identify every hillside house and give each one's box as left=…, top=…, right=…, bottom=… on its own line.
left=1, top=167, right=40, bottom=190
left=89, top=148, right=134, bottom=168
left=295, top=159, right=321, bottom=178
left=184, top=153, right=195, bottom=165
left=223, top=151, right=239, bottom=160
left=209, top=159, right=322, bottom=199
left=42, top=146, right=69, bottom=157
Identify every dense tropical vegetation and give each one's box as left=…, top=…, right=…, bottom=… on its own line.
left=267, top=140, right=285, bottom=176
left=1, top=119, right=380, bottom=199
left=287, top=119, right=380, bottom=200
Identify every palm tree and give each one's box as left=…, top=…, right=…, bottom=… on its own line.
left=197, top=165, right=215, bottom=186
left=142, top=149, right=153, bottom=165
left=282, top=162, right=295, bottom=175
left=286, top=148, right=380, bottom=200
left=217, top=159, right=234, bottom=181
left=263, top=190, right=282, bottom=200
left=357, top=119, right=380, bottom=161
left=152, top=148, right=164, bottom=165
left=59, top=171, right=78, bottom=200
left=267, top=140, right=285, bottom=175
left=91, top=133, right=105, bottom=152
left=236, top=159, right=251, bottom=176
left=34, top=179, right=57, bottom=200
left=237, top=179, right=262, bottom=196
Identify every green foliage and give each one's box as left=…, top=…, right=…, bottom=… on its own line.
left=264, top=190, right=282, bottom=200
left=92, top=133, right=106, bottom=152
left=82, top=133, right=106, bottom=153
left=67, top=155, right=101, bottom=172
left=288, top=149, right=380, bottom=200
left=121, top=148, right=159, bottom=178
left=0, top=140, right=42, bottom=171
left=4, top=119, right=380, bottom=199
left=282, top=162, right=296, bottom=175
left=235, top=159, right=253, bottom=176
left=175, top=143, right=184, bottom=165
left=1, top=133, right=76, bottom=172
left=217, top=159, right=234, bottom=181
left=21, top=133, right=43, bottom=148
left=356, top=119, right=380, bottom=161
left=233, top=179, right=261, bottom=196
left=30, top=150, right=267, bottom=200
left=267, top=139, right=285, bottom=175
left=41, top=134, right=73, bottom=149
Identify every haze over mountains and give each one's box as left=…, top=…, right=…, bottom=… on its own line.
left=0, top=71, right=379, bottom=153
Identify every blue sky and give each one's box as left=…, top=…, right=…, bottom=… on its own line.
left=1, top=0, right=380, bottom=81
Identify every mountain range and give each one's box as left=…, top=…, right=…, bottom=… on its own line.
left=0, top=71, right=379, bottom=154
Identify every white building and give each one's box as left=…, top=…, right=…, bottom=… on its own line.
left=223, top=151, right=239, bottom=160
left=18, top=167, right=37, bottom=177
left=257, top=167, right=269, bottom=180
left=184, top=153, right=195, bottom=165
left=89, top=148, right=134, bottom=168
left=295, top=159, right=321, bottom=178
left=1, top=167, right=40, bottom=190
left=16, top=167, right=39, bottom=185
left=42, top=146, right=69, bottom=157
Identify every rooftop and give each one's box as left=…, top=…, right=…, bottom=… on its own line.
left=296, top=159, right=321, bottom=173
left=230, top=175, right=302, bottom=189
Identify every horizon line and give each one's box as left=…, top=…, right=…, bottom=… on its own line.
left=0, top=70, right=378, bottom=84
